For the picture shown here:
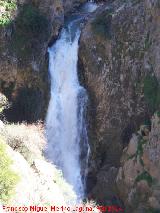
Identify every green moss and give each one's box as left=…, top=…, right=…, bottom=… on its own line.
left=136, top=138, right=147, bottom=157
left=128, top=136, right=147, bottom=166
left=135, top=171, right=153, bottom=187
left=135, top=137, right=147, bottom=166
left=0, top=140, right=19, bottom=203
left=0, top=0, right=17, bottom=26
left=91, top=10, right=112, bottom=39
left=143, top=75, right=160, bottom=112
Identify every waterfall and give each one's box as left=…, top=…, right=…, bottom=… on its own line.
left=45, top=1, right=98, bottom=201
left=45, top=23, right=88, bottom=200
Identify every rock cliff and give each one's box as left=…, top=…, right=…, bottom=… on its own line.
left=1, top=0, right=160, bottom=211
left=116, top=113, right=160, bottom=212
left=79, top=0, right=160, bottom=206
left=0, top=0, right=86, bottom=122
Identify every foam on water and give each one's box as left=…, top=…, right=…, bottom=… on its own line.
left=45, top=1, right=98, bottom=201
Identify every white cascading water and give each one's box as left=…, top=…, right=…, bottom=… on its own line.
left=45, top=2, right=98, bottom=201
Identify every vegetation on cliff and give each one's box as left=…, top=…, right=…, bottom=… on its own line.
left=91, top=9, right=112, bottom=39
left=0, top=94, right=19, bottom=203
left=0, top=140, right=19, bottom=203
left=117, top=113, right=160, bottom=212
left=0, top=93, right=77, bottom=206
left=11, top=4, right=49, bottom=59
left=143, top=75, right=160, bottom=112
left=0, top=0, right=17, bottom=26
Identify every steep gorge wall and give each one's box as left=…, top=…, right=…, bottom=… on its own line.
left=0, top=0, right=86, bottom=122
left=116, top=113, right=160, bottom=213
left=79, top=0, right=160, bottom=205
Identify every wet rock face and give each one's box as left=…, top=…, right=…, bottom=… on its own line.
left=63, top=0, right=87, bottom=14
left=0, top=0, right=86, bottom=122
left=79, top=0, right=160, bottom=203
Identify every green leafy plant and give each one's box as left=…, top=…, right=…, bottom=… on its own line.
left=0, top=140, right=19, bottom=203
left=136, top=138, right=147, bottom=158
left=0, top=0, right=17, bottom=26
left=135, top=171, right=153, bottom=187
left=143, top=75, right=160, bottom=111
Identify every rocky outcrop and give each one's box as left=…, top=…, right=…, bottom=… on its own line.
left=0, top=0, right=86, bottom=122
left=79, top=0, right=160, bottom=204
left=116, top=113, right=160, bottom=212
left=0, top=0, right=62, bottom=122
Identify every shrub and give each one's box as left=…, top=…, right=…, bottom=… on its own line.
left=0, top=122, right=45, bottom=164
left=0, top=140, right=19, bottom=203
left=136, top=138, right=147, bottom=158
left=143, top=75, right=160, bottom=111
left=10, top=4, right=49, bottom=59
left=128, top=136, right=147, bottom=165
left=16, top=4, right=49, bottom=36
left=91, top=10, right=112, bottom=39
left=0, top=0, right=17, bottom=26
left=135, top=171, right=153, bottom=187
